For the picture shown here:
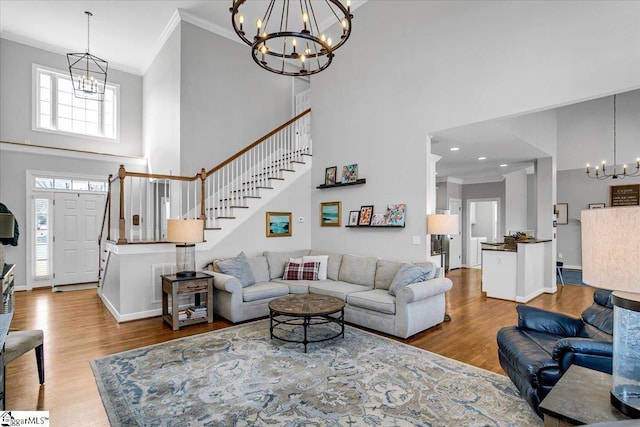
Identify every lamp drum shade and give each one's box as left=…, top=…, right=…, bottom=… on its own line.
left=427, top=214, right=459, bottom=236
left=166, top=219, right=203, bottom=244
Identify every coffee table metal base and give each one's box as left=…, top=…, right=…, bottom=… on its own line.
left=269, top=311, right=344, bottom=353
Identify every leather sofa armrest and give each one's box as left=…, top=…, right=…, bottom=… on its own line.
left=517, top=305, right=584, bottom=337
left=396, top=277, right=452, bottom=304
left=212, top=273, right=242, bottom=293
left=552, top=338, right=613, bottom=373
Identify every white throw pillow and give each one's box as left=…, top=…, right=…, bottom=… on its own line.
left=289, top=257, right=303, bottom=264
left=302, top=255, right=329, bottom=280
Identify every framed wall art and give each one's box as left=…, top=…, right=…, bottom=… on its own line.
left=348, top=210, right=360, bottom=226
left=341, top=164, right=358, bottom=183
left=325, top=166, right=337, bottom=186
left=370, top=213, right=386, bottom=226
left=555, top=203, right=568, bottom=225
left=266, top=212, right=292, bottom=237
left=383, top=203, right=406, bottom=226
left=358, top=205, right=373, bottom=226
left=589, top=203, right=606, bottom=209
left=320, top=201, right=341, bottom=226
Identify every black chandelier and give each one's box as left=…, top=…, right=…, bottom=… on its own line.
left=586, top=94, right=640, bottom=179
left=230, top=0, right=353, bottom=77
left=67, top=11, right=108, bottom=101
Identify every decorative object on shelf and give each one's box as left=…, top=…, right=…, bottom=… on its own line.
left=325, top=166, right=337, bottom=186
left=229, top=0, right=353, bottom=77
left=67, top=11, right=108, bottom=101
left=383, top=204, right=406, bottom=227
left=166, top=219, right=204, bottom=278
left=370, top=214, right=386, bottom=226
left=555, top=203, right=568, bottom=225
left=320, top=201, right=341, bottom=227
left=348, top=210, right=360, bottom=226
left=589, top=203, right=606, bottom=209
left=266, top=212, right=292, bottom=237
left=582, top=206, right=640, bottom=418
left=610, top=184, right=639, bottom=207
left=341, top=164, right=358, bottom=184
left=586, top=94, right=640, bottom=179
left=358, top=205, right=373, bottom=226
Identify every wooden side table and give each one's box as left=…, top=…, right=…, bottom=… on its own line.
left=161, top=272, right=213, bottom=330
left=539, top=365, right=629, bottom=426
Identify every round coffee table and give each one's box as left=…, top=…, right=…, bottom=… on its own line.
left=268, top=294, right=345, bottom=353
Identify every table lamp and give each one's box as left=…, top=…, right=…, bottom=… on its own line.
left=166, top=219, right=204, bottom=278
left=582, top=206, right=640, bottom=418
left=427, top=213, right=459, bottom=272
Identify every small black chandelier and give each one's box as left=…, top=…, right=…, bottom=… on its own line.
left=67, top=11, right=108, bottom=101
left=586, top=94, right=640, bottom=179
left=230, top=0, right=353, bottom=77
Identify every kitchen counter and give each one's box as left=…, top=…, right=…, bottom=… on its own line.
left=482, top=239, right=552, bottom=252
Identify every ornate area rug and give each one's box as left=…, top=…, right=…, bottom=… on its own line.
left=91, top=320, right=541, bottom=426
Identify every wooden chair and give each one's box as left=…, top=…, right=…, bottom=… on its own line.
left=4, top=329, right=44, bottom=384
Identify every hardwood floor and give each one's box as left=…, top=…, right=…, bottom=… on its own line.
left=6, top=268, right=594, bottom=425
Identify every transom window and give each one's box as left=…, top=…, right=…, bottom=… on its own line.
left=34, top=176, right=107, bottom=192
left=34, top=65, right=119, bottom=140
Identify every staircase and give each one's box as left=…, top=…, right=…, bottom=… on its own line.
left=98, top=109, right=311, bottom=282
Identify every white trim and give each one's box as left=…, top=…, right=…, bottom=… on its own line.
left=99, top=292, right=163, bottom=322
left=0, top=141, right=146, bottom=165
left=142, top=10, right=182, bottom=75
left=0, top=32, right=140, bottom=75
left=178, top=9, right=242, bottom=44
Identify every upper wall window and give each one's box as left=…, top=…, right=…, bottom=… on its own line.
left=33, top=65, right=119, bottom=141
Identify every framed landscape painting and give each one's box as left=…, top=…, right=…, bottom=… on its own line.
left=266, top=212, right=292, bottom=237
left=320, top=201, right=341, bottom=227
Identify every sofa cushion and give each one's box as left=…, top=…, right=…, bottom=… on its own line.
left=310, top=251, right=343, bottom=281
left=389, top=263, right=431, bottom=296
left=273, top=279, right=334, bottom=294
left=374, top=259, right=404, bottom=290
left=347, top=289, right=396, bottom=314
left=309, top=281, right=371, bottom=301
left=283, top=261, right=320, bottom=281
left=216, top=252, right=255, bottom=287
left=242, top=282, right=289, bottom=302
left=264, top=250, right=311, bottom=279
left=246, top=256, right=270, bottom=283
left=338, top=254, right=377, bottom=287
left=302, top=255, right=329, bottom=280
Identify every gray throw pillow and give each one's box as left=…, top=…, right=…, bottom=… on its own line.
left=388, top=263, right=429, bottom=296
left=216, top=252, right=255, bottom=287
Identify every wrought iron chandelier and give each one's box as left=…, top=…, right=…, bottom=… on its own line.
left=230, top=0, right=353, bottom=77
left=586, top=94, right=640, bottom=179
left=67, top=11, right=108, bottom=101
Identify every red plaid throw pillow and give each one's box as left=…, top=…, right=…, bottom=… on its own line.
left=283, top=261, right=320, bottom=280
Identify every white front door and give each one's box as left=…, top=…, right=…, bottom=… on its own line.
left=53, top=192, right=105, bottom=285
left=449, top=198, right=462, bottom=269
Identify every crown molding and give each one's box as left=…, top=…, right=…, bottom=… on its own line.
left=0, top=32, right=141, bottom=75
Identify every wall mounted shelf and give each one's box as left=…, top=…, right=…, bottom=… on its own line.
left=316, top=178, right=366, bottom=189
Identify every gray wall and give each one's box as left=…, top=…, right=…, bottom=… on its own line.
left=143, top=23, right=181, bottom=175
left=0, top=39, right=143, bottom=156
left=179, top=22, right=292, bottom=175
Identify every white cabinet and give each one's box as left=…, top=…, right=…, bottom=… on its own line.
left=468, top=237, right=487, bottom=266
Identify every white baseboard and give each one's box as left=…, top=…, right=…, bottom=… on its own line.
left=516, top=288, right=546, bottom=303
left=99, top=293, right=161, bottom=322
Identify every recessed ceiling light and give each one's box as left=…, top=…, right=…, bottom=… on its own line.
left=450, top=147, right=460, bottom=151
left=500, top=164, right=508, bottom=167
left=478, top=156, right=487, bottom=160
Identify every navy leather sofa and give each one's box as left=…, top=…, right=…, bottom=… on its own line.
left=497, top=289, right=614, bottom=417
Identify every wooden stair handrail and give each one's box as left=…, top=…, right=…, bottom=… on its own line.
left=205, top=108, right=311, bottom=177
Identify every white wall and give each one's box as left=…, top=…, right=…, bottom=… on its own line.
left=179, top=22, right=292, bottom=176
left=0, top=39, right=143, bottom=156
left=311, top=0, right=640, bottom=262
left=143, top=23, right=181, bottom=175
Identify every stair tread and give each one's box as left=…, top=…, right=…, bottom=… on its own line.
left=216, top=216, right=236, bottom=219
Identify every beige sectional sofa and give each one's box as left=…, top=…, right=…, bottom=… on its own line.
left=208, top=249, right=452, bottom=339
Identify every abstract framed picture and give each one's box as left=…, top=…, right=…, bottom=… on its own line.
left=589, top=203, right=606, bottom=209
left=358, top=205, right=374, bottom=226
left=370, top=213, right=386, bottom=226
left=266, top=212, right=292, bottom=237
left=341, top=164, right=358, bottom=183
left=325, top=166, right=337, bottom=186
left=348, top=210, right=360, bottom=226
left=383, top=203, right=406, bottom=227
left=320, top=201, right=341, bottom=227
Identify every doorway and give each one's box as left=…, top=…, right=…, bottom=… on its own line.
left=466, top=198, right=500, bottom=267
left=53, top=192, right=105, bottom=286
left=448, top=198, right=462, bottom=269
